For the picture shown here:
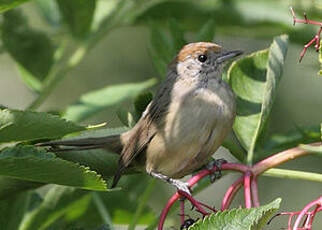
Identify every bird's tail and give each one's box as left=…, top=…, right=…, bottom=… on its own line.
left=36, top=135, right=123, bottom=154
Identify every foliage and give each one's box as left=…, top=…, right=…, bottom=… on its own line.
left=227, top=35, right=288, bottom=164
left=0, top=109, right=85, bottom=143
left=0, top=145, right=108, bottom=191
left=64, top=78, right=157, bottom=122
left=0, top=0, right=321, bottom=230
left=190, top=198, right=281, bottom=230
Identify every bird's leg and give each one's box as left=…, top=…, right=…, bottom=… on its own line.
left=206, top=158, right=227, bottom=183
left=150, top=171, right=191, bottom=196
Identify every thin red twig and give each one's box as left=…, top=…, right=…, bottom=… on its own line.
left=195, top=200, right=217, bottom=213
left=158, top=142, right=322, bottom=230
left=268, top=198, right=322, bottom=230
left=251, top=176, right=260, bottom=207
left=293, top=196, right=322, bottom=230
left=289, top=7, right=322, bottom=62
left=221, top=176, right=243, bottom=210
left=244, top=171, right=252, bottom=209
left=180, top=199, right=185, bottom=225
left=308, top=205, right=320, bottom=226
left=177, top=191, right=209, bottom=215
left=159, top=193, right=180, bottom=230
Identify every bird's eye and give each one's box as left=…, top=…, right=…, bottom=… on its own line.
left=198, top=54, right=207, bottom=63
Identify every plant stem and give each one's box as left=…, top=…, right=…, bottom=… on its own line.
left=128, top=179, right=156, bottom=230
left=27, top=58, right=73, bottom=110
left=252, top=142, right=322, bottom=175
left=263, top=168, right=322, bottom=183
left=159, top=142, right=322, bottom=229
left=27, top=6, right=123, bottom=111
left=180, top=199, right=185, bottom=225
left=251, top=176, right=260, bottom=207
left=92, top=192, right=114, bottom=230
left=292, top=196, right=322, bottom=230
left=221, top=176, right=243, bottom=211
left=244, top=171, right=252, bottom=209
left=159, top=192, right=180, bottom=230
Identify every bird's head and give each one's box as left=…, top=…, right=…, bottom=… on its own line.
left=172, top=42, right=243, bottom=80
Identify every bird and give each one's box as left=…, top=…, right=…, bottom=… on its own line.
left=38, top=42, right=242, bottom=194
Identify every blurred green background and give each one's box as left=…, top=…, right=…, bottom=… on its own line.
left=0, top=0, right=322, bottom=229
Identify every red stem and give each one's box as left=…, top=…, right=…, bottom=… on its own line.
left=251, top=176, right=260, bottom=207
left=315, top=27, right=322, bottom=50
left=159, top=142, right=322, bottom=230
left=308, top=205, right=320, bottom=226
left=293, top=196, right=322, bottom=230
left=221, top=176, right=243, bottom=210
left=290, top=7, right=322, bottom=26
left=252, top=143, right=321, bottom=176
left=177, top=191, right=209, bottom=215
left=244, top=171, right=252, bottom=208
left=289, top=7, right=322, bottom=62
left=289, top=214, right=295, bottom=230
left=180, top=200, right=185, bottom=225
left=196, top=200, right=217, bottom=213
left=158, top=193, right=180, bottom=230
left=299, top=37, right=317, bottom=62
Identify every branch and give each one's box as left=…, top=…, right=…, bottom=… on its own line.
left=158, top=142, right=322, bottom=230
left=293, top=196, right=322, bottom=230
left=289, top=7, right=322, bottom=62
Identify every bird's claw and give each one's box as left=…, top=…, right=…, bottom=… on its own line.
left=172, top=180, right=191, bottom=196
left=206, top=158, right=227, bottom=183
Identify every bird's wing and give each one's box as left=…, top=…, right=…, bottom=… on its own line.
left=111, top=75, right=175, bottom=187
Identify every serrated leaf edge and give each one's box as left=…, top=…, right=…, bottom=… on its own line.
left=0, top=155, right=108, bottom=191
left=189, top=198, right=281, bottom=230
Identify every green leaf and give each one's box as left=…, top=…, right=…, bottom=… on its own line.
left=0, top=177, right=43, bottom=199
left=168, top=18, right=186, bottom=52
left=190, top=198, right=281, bottom=230
left=92, top=224, right=112, bottom=230
left=116, top=107, right=130, bottom=127
left=64, top=78, right=157, bottom=122
left=227, top=35, right=288, bottom=164
left=19, top=186, right=92, bottom=230
left=17, top=65, right=43, bottom=93
left=0, top=192, right=30, bottom=230
left=60, top=176, right=156, bottom=228
left=128, top=179, right=156, bottom=230
left=261, top=125, right=321, bottom=157
left=222, top=132, right=246, bottom=162
left=149, top=23, right=174, bottom=77
left=36, top=0, right=60, bottom=26
left=300, top=144, right=322, bottom=157
left=134, top=91, right=153, bottom=118
left=91, top=193, right=114, bottom=229
left=56, top=0, right=96, bottom=38
left=0, top=0, right=31, bottom=13
left=0, top=109, right=85, bottom=143
left=195, top=19, right=216, bottom=42
left=96, top=175, right=156, bottom=225
left=0, top=145, right=108, bottom=191
left=1, top=10, right=55, bottom=91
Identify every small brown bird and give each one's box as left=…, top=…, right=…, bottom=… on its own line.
left=40, top=42, right=242, bottom=194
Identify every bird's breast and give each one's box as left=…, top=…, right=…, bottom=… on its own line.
left=145, top=79, right=236, bottom=178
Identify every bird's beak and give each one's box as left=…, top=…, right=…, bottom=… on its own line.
left=217, top=50, right=243, bottom=64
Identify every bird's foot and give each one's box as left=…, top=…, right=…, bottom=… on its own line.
left=206, top=158, right=227, bottom=183
left=149, top=171, right=192, bottom=196
left=171, top=179, right=191, bottom=196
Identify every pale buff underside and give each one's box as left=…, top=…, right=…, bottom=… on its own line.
left=144, top=78, right=236, bottom=178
